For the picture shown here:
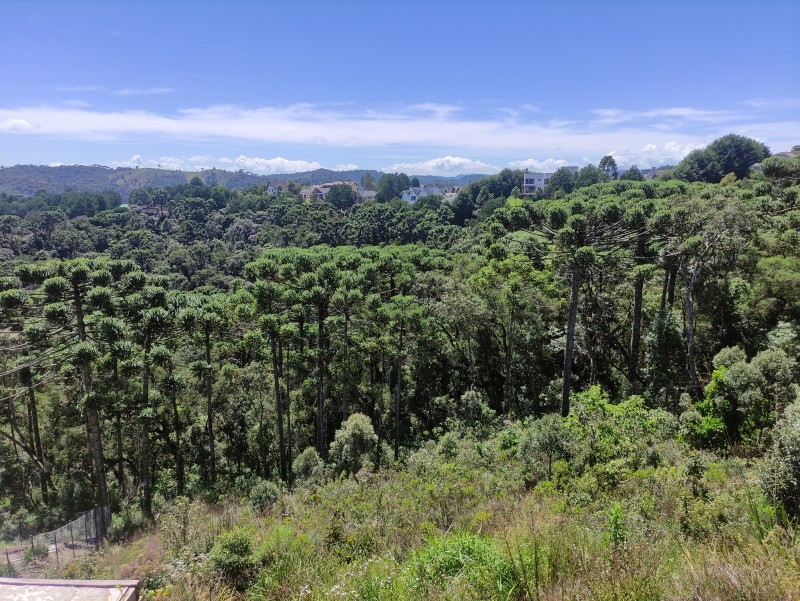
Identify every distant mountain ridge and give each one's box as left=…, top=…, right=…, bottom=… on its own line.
left=0, top=165, right=488, bottom=199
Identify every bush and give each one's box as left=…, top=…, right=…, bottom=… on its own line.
left=519, top=413, right=571, bottom=482
left=208, top=528, right=256, bottom=590
left=761, top=400, right=800, bottom=518
left=292, top=447, right=324, bottom=483
left=328, top=413, right=377, bottom=476
left=249, top=480, right=282, bottom=512
left=409, top=533, right=516, bottom=598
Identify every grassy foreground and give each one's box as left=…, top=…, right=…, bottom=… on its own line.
left=64, top=394, right=800, bottom=600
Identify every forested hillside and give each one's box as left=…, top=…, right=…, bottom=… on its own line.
left=1, top=142, right=799, bottom=599
left=0, top=165, right=479, bottom=201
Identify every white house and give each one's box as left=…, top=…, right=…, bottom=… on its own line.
left=522, top=167, right=579, bottom=195
left=400, top=184, right=456, bottom=202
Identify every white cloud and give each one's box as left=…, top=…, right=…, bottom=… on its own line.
left=114, top=87, right=174, bottom=96
left=154, top=156, right=186, bottom=170
left=110, top=154, right=143, bottom=168
left=63, top=99, right=91, bottom=108
left=234, top=155, right=321, bottom=175
left=48, top=162, right=64, bottom=167
left=334, top=163, right=359, bottom=171
left=383, top=156, right=501, bottom=176
left=743, top=97, right=800, bottom=109
left=407, top=104, right=462, bottom=119
left=1, top=101, right=798, bottom=171
left=507, top=158, right=569, bottom=171
left=590, top=107, right=736, bottom=126
left=607, top=142, right=701, bottom=168
left=0, top=118, right=37, bottom=131
left=55, top=85, right=106, bottom=92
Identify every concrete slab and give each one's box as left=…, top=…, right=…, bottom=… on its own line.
left=0, top=577, right=139, bottom=600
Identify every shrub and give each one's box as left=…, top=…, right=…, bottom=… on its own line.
left=519, top=413, right=571, bottom=481
left=328, top=413, right=377, bottom=476
left=292, top=447, right=324, bottom=483
left=208, top=528, right=255, bottom=590
left=761, top=400, right=800, bottom=518
left=409, top=533, right=516, bottom=598
left=248, top=480, right=282, bottom=512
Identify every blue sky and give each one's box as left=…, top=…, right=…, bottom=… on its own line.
left=1, top=0, right=798, bottom=176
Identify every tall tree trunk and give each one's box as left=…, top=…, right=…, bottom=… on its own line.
left=627, top=234, right=647, bottom=387
left=342, top=312, right=350, bottom=421
left=5, top=396, right=19, bottom=459
left=21, top=367, right=48, bottom=505
left=284, top=342, right=293, bottom=482
left=169, top=378, right=184, bottom=496
left=659, top=261, right=670, bottom=312
left=375, top=352, right=385, bottom=469
left=561, top=266, right=581, bottom=417
left=394, top=325, right=404, bottom=462
left=74, top=288, right=108, bottom=510
left=113, top=362, right=126, bottom=497
left=680, top=261, right=702, bottom=398
left=271, top=333, right=287, bottom=481
left=204, top=330, right=216, bottom=484
left=316, top=309, right=326, bottom=457
left=140, top=338, right=153, bottom=521
left=667, top=264, right=677, bottom=307
left=503, top=316, right=513, bottom=415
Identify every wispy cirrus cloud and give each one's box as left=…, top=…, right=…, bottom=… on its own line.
left=590, top=107, right=737, bottom=126
left=742, top=97, right=800, bottom=109
left=55, top=85, right=106, bottom=92
left=114, top=87, right=174, bottom=96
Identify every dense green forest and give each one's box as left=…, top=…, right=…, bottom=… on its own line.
left=1, top=136, right=800, bottom=599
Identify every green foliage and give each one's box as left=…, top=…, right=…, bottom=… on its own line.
left=761, top=156, right=800, bottom=181
left=761, top=399, right=800, bottom=518
left=375, top=172, right=411, bottom=202
left=518, top=413, right=571, bottom=481
left=209, top=528, right=256, bottom=590
left=249, top=480, right=282, bottom=512
left=409, top=533, right=516, bottom=599
left=620, top=165, right=644, bottom=181
left=292, top=447, right=324, bottom=483
left=328, top=413, right=378, bottom=476
left=566, top=387, right=677, bottom=472
left=325, top=184, right=357, bottom=210
left=671, top=134, right=770, bottom=183
left=605, top=502, right=627, bottom=553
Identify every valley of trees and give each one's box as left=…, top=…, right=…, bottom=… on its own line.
left=1, top=136, right=799, bottom=599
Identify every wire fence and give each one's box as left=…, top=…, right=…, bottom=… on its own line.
left=3, top=506, right=110, bottom=574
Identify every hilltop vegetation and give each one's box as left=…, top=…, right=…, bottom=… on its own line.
left=1, top=136, right=799, bottom=598
left=0, top=165, right=480, bottom=201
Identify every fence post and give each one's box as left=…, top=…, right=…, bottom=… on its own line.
left=5, top=549, right=12, bottom=576
left=93, top=508, right=99, bottom=550
left=53, top=530, right=59, bottom=566
left=70, top=523, right=75, bottom=558
left=84, top=511, right=90, bottom=545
